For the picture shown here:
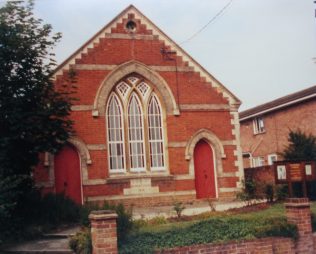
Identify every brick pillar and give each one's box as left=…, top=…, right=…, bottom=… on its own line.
left=89, top=210, right=118, bottom=254
left=285, top=198, right=313, bottom=253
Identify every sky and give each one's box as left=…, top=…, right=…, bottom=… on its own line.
left=31, top=0, right=316, bottom=111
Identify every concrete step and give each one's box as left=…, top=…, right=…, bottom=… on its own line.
left=1, top=237, right=74, bottom=254
left=42, top=226, right=80, bottom=239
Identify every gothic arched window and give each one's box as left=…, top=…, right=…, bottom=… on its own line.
left=106, top=75, right=166, bottom=174
left=106, top=94, right=125, bottom=172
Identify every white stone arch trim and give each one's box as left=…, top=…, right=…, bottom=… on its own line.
left=185, top=129, right=226, bottom=177
left=93, top=60, right=180, bottom=116
left=68, top=136, right=92, bottom=182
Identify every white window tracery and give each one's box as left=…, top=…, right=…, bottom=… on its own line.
left=106, top=94, right=125, bottom=172
left=148, top=95, right=165, bottom=170
left=128, top=93, right=145, bottom=172
left=106, top=76, right=166, bottom=174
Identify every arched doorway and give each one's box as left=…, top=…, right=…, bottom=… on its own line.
left=194, top=140, right=216, bottom=199
left=54, top=144, right=83, bottom=204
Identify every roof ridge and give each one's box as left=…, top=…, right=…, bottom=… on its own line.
left=240, top=85, right=316, bottom=120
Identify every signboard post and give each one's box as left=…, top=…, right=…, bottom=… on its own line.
left=275, top=161, right=316, bottom=198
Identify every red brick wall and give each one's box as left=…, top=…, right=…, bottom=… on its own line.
left=154, top=237, right=295, bottom=254
left=34, top=9, right=242, bottom=205
left=240, top=99, right=316, bottom=167
left=244, top=166, right=275, bottom=184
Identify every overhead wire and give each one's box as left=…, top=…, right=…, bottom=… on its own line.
left=180, top=0, right=234, bottom=45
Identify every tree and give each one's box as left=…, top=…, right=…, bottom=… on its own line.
left=282, top=130, right=316, bottom=161
left=0, top=0, right=75, bottom=238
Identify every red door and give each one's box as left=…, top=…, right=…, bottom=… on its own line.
left=54, top=145, right=82, bottom=204
left=194, top=140, right=216, bottom=199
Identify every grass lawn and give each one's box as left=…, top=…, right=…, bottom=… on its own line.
left=119, top=202, right=303, bottom=254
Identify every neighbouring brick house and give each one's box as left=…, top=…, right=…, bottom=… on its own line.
left=34, top=5, right=243, bottom=206
left=240, top=85, right=316, bottom=169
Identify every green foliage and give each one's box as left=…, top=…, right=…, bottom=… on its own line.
left=69, top=227, right=92, bottom=254
left=149, top=216, right=168, bottom=226
left=79, top=202, right=133, bottom=242
left=311, top=214, right=316, bottom=232
left=119, top=216, right=297, bottom=253
left=79, top=203, right=100, bottom=227
left=0, top=0, right=75, bottom=242
left=275, top=184, right=288, bottom=201
left=264, top=184, right=274, bottom=203
left=38, top=193, right=80, bottom=225
left=103, top=202, right=133, bottom=241
left=0, top=191, right=80, bottom=243
left=236, top=179, right=260, bottom=205
left=282, top=130, right=316, bottom=161
left=173, top=201, right=185, bottom=219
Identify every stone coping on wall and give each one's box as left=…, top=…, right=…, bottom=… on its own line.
left=89, top=210, right=118, bottom=220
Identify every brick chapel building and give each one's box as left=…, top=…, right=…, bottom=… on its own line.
left=240, top=85, right=316, bottom=169
left=34, top=5, right=243, bottom=205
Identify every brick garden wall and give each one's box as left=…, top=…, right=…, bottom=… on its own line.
left=90, top=198, right=316, bottom=254
left=244, top=165, right=275, bottom=184
left=155, top=237, right=295, bottom=254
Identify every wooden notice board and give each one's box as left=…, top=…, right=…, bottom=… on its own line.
left=274, top=161, right=316, bottom=197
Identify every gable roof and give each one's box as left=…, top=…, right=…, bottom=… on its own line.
left=239, top=85, right=316, bottom=121
left=54, top=5, right=241, bottom=106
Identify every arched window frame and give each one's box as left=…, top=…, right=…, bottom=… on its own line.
left=147, top=94, right=165, bottom=171
left=106, top=93, right=126, bottom=173
left=106, top=75, right=167, bottom=175
left=127, top=92, right=146, bottom=172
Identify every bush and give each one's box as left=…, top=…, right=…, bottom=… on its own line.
left=0, top=190, right=81, bottom=243
left=264, top=184, right=274, bottom=203
left=236, top=179, right=259, bottom=205
left=69, top=227, right=92, bottom=254
left=112, top=203, right=133, bottom=241
left=118, top=216, right=297, bottom=253
left=79, top=201, right=133, bottom=242
left=79, top=203, right=99, bottom=227
left=149, top=216, right=167, bottom=226
left=275, top=184, right=288, bottom=201
left=39, top=193, right=80, bottom=225
left=311, top=214, right=316, bottom=231
left=173, top=201, right=185, bottom=219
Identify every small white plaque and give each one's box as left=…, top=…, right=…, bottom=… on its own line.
left=277, top=165, right=286, bottom=180
left=305, top=165, right=312, bottom=176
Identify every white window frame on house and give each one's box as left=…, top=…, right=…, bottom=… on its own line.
left=268, top=154, right=278, bottom=165
left=253, top=117, right=265, bottom=134
left=106, top=75, right=166, bottom=174
left=252, top=156, right=265, bottom=167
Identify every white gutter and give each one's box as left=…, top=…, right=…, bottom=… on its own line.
left=240, top=93, right=316, bottom=121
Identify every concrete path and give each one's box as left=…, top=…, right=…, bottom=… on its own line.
left=132, top=200, right=250, bottom=219
left=2, top=238, right=73, bottom=253
left=1, top=226, right=79, bottom=253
